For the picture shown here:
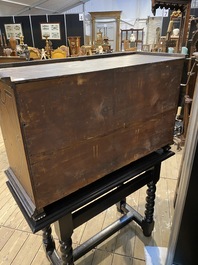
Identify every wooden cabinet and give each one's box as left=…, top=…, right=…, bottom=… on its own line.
left=0, top=53, right=184, bottom=218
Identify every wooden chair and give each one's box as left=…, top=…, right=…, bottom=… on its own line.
left=124, top=40, right=137, bottom=52
left=28, top=47, right=41, bottom=60
left=59, top=45, right=70, bottom=57
left=142, top=45, right=150, bottom=52
left=81, top=45, right=92, bottom=56
left=51, top=48, right=66, bottom=59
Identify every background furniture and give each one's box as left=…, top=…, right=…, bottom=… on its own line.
left=120, top=28, right=144, bottom=51
left=0, top=56, right=26, bottom=63
left=67, top=36, right=81, bottom=56
left=81, top=45, right=92, bottom=55
left=152, top=0, right=191, bottom=15
left=123, top=40, right=137, bottom=51
left=153, top=0, right=192, bottom=52
left=169, top=36, right=179, bottom=52
left=0, top=14, right=84, bottom=49
left=89, top=11, right=121, bottom=52
left=28, top=47, right=41, bottom=60
left=51, top=48, right=66, bottom=59
left=59, top=45, right=70, bottom=57
left=166, top=66, right=198, bottom=265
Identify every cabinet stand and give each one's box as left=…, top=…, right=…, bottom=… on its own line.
left=7, top=147, right=173, bottom=265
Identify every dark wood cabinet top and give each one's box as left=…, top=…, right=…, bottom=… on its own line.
left=0, top=53, right=184, bottom=84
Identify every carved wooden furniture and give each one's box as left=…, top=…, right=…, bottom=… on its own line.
left=152, top=0, right=191, bottom=15
left=9, top=37, right=17, bottom=56
left=28, top=47, right=41, bottom=60
left=59, top=45, right=70, bottom=57
left=51, top=48, right=67, bottom=59
left=170, top=36, right=179, bottom=53
left=93, top=29, right=111, bottom=53
left=67, top=36, right=81, bottom=56
left=89, top=11, right=121, bottom=52
left=0, top=47, right=3, bottom=56
left=123, top=40, right=130, bottom=51
left=121, top=28, right=144, bottom=51
left=152, top=0, right=192, bottom=51
left=80, top=45, right=92, bottom=56
left=123, top=40, right=137, bottom=52
left=0, top=33, right=7, bottom=55
left=43, top=34, right=51, bottom=58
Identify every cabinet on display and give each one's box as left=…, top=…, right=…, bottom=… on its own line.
left=0, top=52, right=184, bottom=219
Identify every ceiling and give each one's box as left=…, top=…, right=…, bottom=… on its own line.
left=0, top=0, right=90, bottom=16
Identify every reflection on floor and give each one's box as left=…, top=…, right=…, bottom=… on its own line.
left=0, top=128, right=183, bottom=265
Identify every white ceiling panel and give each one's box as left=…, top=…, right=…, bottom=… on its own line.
left=0, top=2, right=23, bottom=15
left=40, top=0, right=84, bottom=13
left=0, top=0, right=90, bottom=16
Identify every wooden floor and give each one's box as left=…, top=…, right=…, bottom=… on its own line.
left=0, top=128, right=183, bottom=265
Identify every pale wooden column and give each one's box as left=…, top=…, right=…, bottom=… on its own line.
left=91, top=18, right=95, bottom=45
left=116, top=17, right=121, bottom=52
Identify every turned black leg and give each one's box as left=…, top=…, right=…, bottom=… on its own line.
left=54, top=214, right=74, bottom=265
left=42, top=225, right=56, bottom=255
left=142, top=180, right=156, bottom=237
left=141, top=163, right=161, bottom=237
left=59, top=238, right=73, bottom=265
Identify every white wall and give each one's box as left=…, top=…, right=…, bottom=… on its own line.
left=138, top=0, right=164, bottom=18
left=66, top=0, right=164, bottom=19
left=84, top=0, right=138, bottom=19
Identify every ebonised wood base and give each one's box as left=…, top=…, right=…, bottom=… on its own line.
left=7, top=147, right=174, bottom=265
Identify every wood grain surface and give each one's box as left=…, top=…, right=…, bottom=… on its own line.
left=0, top=53, right=184, bottom=209
left=0, top=126, right=183, bottom=265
